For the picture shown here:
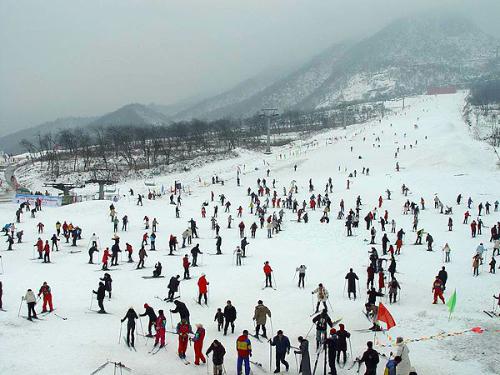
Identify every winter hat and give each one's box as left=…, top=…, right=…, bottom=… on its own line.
left=330, top=328, right=336, bottom=334
left=339, top=324, right=345, bottom=329
left=144, top=303, right=149, bottom=308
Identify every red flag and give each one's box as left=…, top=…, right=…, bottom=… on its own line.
left=376, top=302, right=396, bottom=330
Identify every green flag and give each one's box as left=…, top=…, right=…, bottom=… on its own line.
left=446, top=289, right=457, bottom=319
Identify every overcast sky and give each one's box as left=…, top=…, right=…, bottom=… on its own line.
left=0, top=0, right=499, bottom=136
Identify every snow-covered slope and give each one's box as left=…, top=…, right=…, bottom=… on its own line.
left=0, top=92, right=499, bottom=375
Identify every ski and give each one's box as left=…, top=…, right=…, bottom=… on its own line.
left=248, top=334, right=264, bottom=343
left=54, top=313, right=68, bottom=320
left=250, top=361, right=265, bottom=371
left=261, top=286, right=277, bottom=291
left=39, top=309, right=56, bottom=315
left=192, top=298, right=209, bottom=307
left=142, top=276, right=165, bottom=279
left=483, top=310, right=497, bottom=317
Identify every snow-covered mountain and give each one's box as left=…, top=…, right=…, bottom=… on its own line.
left=88, top=103, right=171, bottom=128
left=176, top=13, right=499, bottom=118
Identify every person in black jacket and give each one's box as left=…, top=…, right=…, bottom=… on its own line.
left=270, top=330, right=291, bottom=373
left=93, top=282, right=106, bottom=313
left=437, top=266, right=448, bottom=290
left=325, top=329, right=338, bottom=375
left=241, top=237, right=249, bottom=257
left=359, top=341, right=379, bottom=375
left=336, top=323, right=351, bottom=365
left=312, top=309, right=333, bottom=349
left=345, top=268, right=359, bottom=300
left=167, top=275, right=180, bottom=301
left=191, top=244, right=203, bottom=267
left=88, top=245, right=98, bottom=264
left=100, top=273, right=112, bottom=299
left=121, top=307, right=138, bottom=347
left=140, top=303, right=157, bottom=337
left=170, top=300, right=190, bottom=324
left=223, top=300, right=237, bottom=335
left=111, top=241, right=121, bottom=266
left=206, top=339, right=226, bottom=375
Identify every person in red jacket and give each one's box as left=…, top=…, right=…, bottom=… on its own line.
left=263, top=261, right=273, bottom=288
left=38, top=281, right=53, bottom=312
left=366, top=265, right=375, bottom=289
left=432, top=276, right=445, bottom=304
left=102, top=247, right=110, bottom=270
left=201, top=206, right=206, bottom=218
left=470, top=220, right=477, bottom=238
left=126, top=243, right=133, bottom=262
left=154, top=310, right=166, bottom=348
left=177, top=319, right=192, bottom=359
left=191, top=323, right=206, bottom=365
left=238, top=221, right=245, bottom=239
left=197, top=274, right=209, bottom=305
left=183, top=254, right=191, bottom=279
left=34, top=238, right=43, bottom=259
left=378, top=270, right=385, bottom=293
left=43, top=240, right=50, bottom=263
left=378, top=196, right=383, bottom=208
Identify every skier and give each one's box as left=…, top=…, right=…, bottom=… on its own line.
left=121, top=307, right=138, bottom=347
left=171, top=300, right=190, bottom=324
left=263, top=261, right=273, bottom=288
left=489, top=256, right=496, bottom=274
left=50, top=234, right=59, bottom=251
left=38, top=282, right=53, bottom=312
left=191, top=244, right=203, bottom=267
left=154, top=310, right=166, bottom=348
left=294, top=336, right=311, bottom=375
left=140, top=303, right=157, bottom=337
left=183, top=254, right=191, bottom=279
left=438, top=267, right=448, bottom=290
left=23, top=288, right=37, bottom=320
left=241, top=237, right=249, bottom=257
left=442, top=243, right=451, bottom=263
left=395, top=337, right=412, bottom=375
left=167, top=275, right=180, bottom=301
left=236, top=330, right=252, bottom=375
left=325, top=328, right=338, bottom=375
left=234, top=246, right=243, bottom=266
left=153, top=262, right=162, bottom=277
left=312, top=283, right=329, bottom=312
left=137, top=246, right=147, bottom=269
left=214, top=308, right=224, bottom=331
left=93, top=282, right=106, bottom=313
left=296, top=265, right=307, bottom=288
left=312, top=309, right=333, bottom=349
left=432, top=276, right=445, bottom=304
left=359, top=341, right=379, bottom=375
left=206, top=339, right=226, bottom=375
left=345, top=268, right=359, bottom=300
left=111, top=239, right=121, bottom=266
left=388, top=278, right=401, bottom=304
left=216, top=235, right=222, bottom=254
left=34, top=238, right=43, bottom=259
left=336, top=324, right=350, bottom=365
left=270, top=330, right=291, bottom=373
left=191, top=323, right=206, bottom=365
left=176, top=318, right=192, bottom=359
left=43, top=240, right=50, bottom=263
left=472, top=254, right=480, bottom=276
left=197, top=274, right=209, bottom=305
left=88, top=245, right=98, bottom=264
left=223, top=300, right=237, bottom=335
left=253, top=300, right=271, bottom=339
left=367, top=265, right=375, bottom=289
left=100, top=273, right=112, bottom=299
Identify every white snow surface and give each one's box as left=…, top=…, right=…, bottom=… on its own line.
left=0, top=92, right=499, bottom=375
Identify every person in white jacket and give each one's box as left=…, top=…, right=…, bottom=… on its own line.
left=312, top=283, right=329, bottom=313
left=395, top=337, right=411, bottom=375
left=24, top=289, right=37, bottom=321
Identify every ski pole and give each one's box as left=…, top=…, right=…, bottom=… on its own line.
left=292, top=270, right=297, bottom=281
left=305, top=322, right=315, bottom=339
left=89, top=292, right=94, bottom=311
left=343, top=280, right=347, bottom=297
left=169, top=311, right=174, bottom=329
left=272, top=273, right=278, bottom=289
left=17, top=297, right=23, bottom=317
left=269, top=340, right=272, bottom=372
left=348, top=337, right=353, bottom=359
left=119, top=321, right=123, bottom=344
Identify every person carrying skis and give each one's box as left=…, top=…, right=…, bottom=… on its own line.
left=154, top=310, right=166, bottom=348
left=183, top=254, right=191, bottom=279
left=345, top=268, right=359, bottom=300
left=325, top=328, right=338, bottom=375
left=312, top=283, right=329, bottom=312
left=167, top=275, right=180, bottom=301
left=206, top=339, right=226, bottom=375
left=295, top=336, right=311, bottom=375
left=93, top=282, right=106, bottom=313
left=388, top=277, right=401, bottom=304
left=100, top=273, right=112, bottom=299
left=191, top=323, right=206, bottom=365
left=312, top=309, right=333, bottom=349
left=38, top=282, right=53, bottom=312
left=432, top=276, right=445, bottom=304
left=171, top=300, right=190, bottom=324
left=296, top=265, right=307, bottom=288
left=263, top=261, right=273, bottom=288
left=223, top=300, right=237, bottom=335
left=336, top=324, right=350, bottom=365
left=140, top=303, right=157, bottom=337
left=270, top=330, right=291, bottom=373
left=236, top=330, right=252, bottom=375
left=197, top=274, right=209, bottom=305
left=23, top=288, right=37, bottom=320
left=253, top=300, right=271, bottom=339
left=121, top=307, right=138, bottom=347
left=177, top=318, right=192, bottom=359
left=359, top=341, right=379, bottom=375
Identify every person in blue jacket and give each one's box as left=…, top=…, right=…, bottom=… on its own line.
left=270, top=330, right=291, bottom=373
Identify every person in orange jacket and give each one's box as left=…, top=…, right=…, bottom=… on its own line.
left=197, top=274, right=209, bottom=305
left=263, top=261, right=273, bottom=288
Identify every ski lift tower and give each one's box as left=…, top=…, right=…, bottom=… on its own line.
left=85, top=168, right=118, bottom=200
left=260, top=108, right=279, bottom=154
left=43, top=182, right=84, bottom=196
